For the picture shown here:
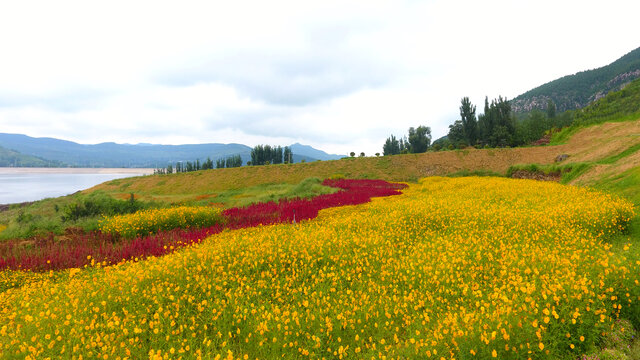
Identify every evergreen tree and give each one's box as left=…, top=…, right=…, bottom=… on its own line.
left=546, top=99, right=556, bottom=119
left=460, top=97, right=477, bottom=145
left=399, top=136, right=410, bottom=154
left=283, top=146, right=293, bottom=164
left=383, top=135, right=400, bottom=155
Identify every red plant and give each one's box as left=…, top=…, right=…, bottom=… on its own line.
left=0, top=179, right=406, bottom=271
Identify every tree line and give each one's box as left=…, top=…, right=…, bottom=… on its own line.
left=381, top=95, right=576, bottom=154
left=153, top=154, right=243, bottom=175
left=249, top=145, right=293, bottom=166
left=153, top=144, right=296, bottom=174
left=442, top=96, right=571, bottom=149
left=382, top=126, right=432, bottom=155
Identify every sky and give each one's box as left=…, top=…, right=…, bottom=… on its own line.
left=0, top=0, right=639, bottom=156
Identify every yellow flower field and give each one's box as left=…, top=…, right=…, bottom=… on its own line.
left=0, top=177, right=637, bottom=359
left=100, top=206, right=224, bottom=238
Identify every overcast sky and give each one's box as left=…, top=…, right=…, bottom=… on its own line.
left=0, top=0, right=638, bottom=156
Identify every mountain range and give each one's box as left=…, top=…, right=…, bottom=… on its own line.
left=0, top=133, right=344, bottom=168
left=512, top=46, right=640, bottom=113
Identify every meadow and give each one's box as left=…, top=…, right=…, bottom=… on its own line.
left=0, top=177, right=636, bottom=359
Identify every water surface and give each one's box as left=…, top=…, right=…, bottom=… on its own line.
left=0, top=168, right=153, bottom=204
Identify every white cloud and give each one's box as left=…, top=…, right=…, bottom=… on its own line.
left=0, top=0, right=638, bottom=156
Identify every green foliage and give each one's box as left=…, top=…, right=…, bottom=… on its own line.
left=550, top=78, right=640, bottom=144
left=0, top=192, right=156, bottom=240
left=446, top=169, right=503, bottom=178
left=0, top=145, right=65, bottom=167
left=447, top=120, right=465, bottom=147
left=505, top=163, right=593, bottom=184
left=514, top=110, right=551, bottom=144
left=383, top=135, right=400, bottom=156
left=460, top=96, right=478, bottom=145
left=478, top=96, right=515, bottom=147
left=215, top=154, right=242, bottom=169
left=512, top=46, right=640, bottom=112
left=60, top=192, right=147, bottom=222
left=192, top=177, right=337, bottom=208
left=546, top=99, right=556, bottom=119
left=251, top=145, right=285, bottom=166
left=408, top=126, right=431, bottom=153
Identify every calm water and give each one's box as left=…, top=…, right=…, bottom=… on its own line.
left=0, top=168, right=153, bottom=204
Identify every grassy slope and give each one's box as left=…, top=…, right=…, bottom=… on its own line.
left=90, top=146, right=562, bottom=202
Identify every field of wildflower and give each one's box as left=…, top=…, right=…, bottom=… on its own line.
left=99, top=206, right=225, bottom=239
left=0, top=177, right=638, bottom=359
left=0, top=179, right=404, bottom=272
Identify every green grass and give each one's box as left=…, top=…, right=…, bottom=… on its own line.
left=184, top=177, right=337, bottom=208
left=0, top=191, right=157, bottom=240
left=598, top=142, right=640, bottom=165
left=591, top=166, right=640, bottom=206
left=505, top=163, right=593, bottom=184
left=551, top=78, right=640, bottom=145
left=446, top=169, right=503, bottom=178
left=0, top=178, right=337, bottom=240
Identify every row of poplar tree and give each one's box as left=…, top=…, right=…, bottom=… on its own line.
left=153, top=144, right=295, bottom=174
left=249, top=145, right=293, bottom=166
left=154, top=154, right=243, bottom=174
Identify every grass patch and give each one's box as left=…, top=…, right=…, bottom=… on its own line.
left=551, top=78, right=640, bottom=145
left=446, top=169, right=503, bottom=177
left=591, top=166, right=640, bottom=206
left=198, top=177, right=338, bottom=208
left=597, top=142, right=640, bottom=164
left=0, top=192, right=157, bottom=240
left=506, top=162, right=593, bottom=184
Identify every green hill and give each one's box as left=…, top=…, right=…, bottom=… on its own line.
left=512, top=46, right=640, bottom=112
left=0, top=145, right=64, bottom=167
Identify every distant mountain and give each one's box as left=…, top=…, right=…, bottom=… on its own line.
left=512, top=47, right=640, bottom=113
left=290, top=143, right=344, bottom=161
left=0, top=133, right=342, bottom=168
left=0, top=145, right=65, bottom=167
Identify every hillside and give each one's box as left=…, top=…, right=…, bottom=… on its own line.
left=89, top=79, right=640, bottom=204
left=0, top=145, right=64, bottom=167
left=4, top=71, right=640, bottom=360
left=89, top=117, right=640, bottom=203
left=512, top=46, right=640, bottom=112
left=0, top=133, right=343, bottom=167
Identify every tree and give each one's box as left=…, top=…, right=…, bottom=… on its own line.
left=477, top=96, right=515, bottom=147
left=447, top=120, right=465, bottom=145
left=350, top=152, right=355, bottom=157
left=399, top=136, right=409, bottom=154
left=546, top=99, right=556, bottom=119
left=375, top=152, right=380, bottom=157
left=460, top=97, right=477, bottom=145
left=359, top=152, right=365, bottom=157
left=408, top=126, right=431, bottom=153
left=283, top=146, right=293, bottom=164
left=383, top=135, right=400, bottom=156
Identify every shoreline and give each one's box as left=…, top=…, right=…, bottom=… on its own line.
left=0, top=167, right=155, bottom=175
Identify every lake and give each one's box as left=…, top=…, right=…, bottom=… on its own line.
left=0, top=168, right=154, bottom=205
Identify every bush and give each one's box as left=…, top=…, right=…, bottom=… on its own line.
left=61, top=192, right=147, bottom=222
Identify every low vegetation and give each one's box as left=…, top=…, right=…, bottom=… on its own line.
left=0, top=178, right=336, bottom=241
left=0, top=177, right=636, bottom=359
left=0, top=179, right=405, bottom=273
